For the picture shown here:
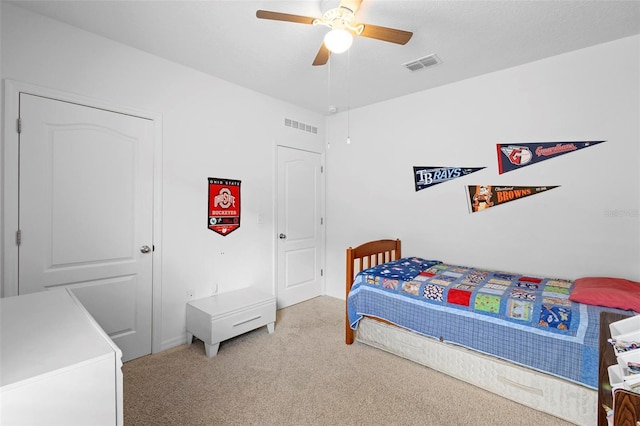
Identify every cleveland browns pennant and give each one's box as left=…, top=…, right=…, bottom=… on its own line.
left=466, top=185, right=559, bottom=213
left=496, top=141, right=605, bottom=174
left=208, top=177, right=241, bottom=236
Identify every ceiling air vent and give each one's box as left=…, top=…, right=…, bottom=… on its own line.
left=403, top=54, right=441, bottom=72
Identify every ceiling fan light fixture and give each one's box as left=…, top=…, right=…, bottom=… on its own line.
left=324, top=28, right=353, bottom=53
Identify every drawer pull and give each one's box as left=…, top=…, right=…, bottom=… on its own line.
left=233, top=315, right=262, bottom=327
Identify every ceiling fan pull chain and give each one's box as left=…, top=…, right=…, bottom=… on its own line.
left=346, top=49, right=351, bottom=145
left=327, top=59, right=332, bottom=149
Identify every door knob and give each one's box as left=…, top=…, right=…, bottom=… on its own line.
left=279, top=233, right=286, bottom=239
left=140, top=245, right=151, bottom=253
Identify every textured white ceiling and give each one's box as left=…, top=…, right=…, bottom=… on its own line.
left=9, top=0, right=640, bottom=115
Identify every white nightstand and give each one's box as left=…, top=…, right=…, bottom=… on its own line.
left=186, top=287, right=276, bottom=357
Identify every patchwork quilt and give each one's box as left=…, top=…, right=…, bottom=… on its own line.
left=347, top=257, right=630, bottom=388
left=358, top=257, right=578, bottom=335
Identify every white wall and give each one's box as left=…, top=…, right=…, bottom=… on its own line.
left=3, top=3, right=639, bottom=351
left=326, top=35, right=640, bottom=299
left=0, top=4, right=325, bottom=350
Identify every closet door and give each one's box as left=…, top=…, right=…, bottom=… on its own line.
left=18, top=93, right=154, bottom=362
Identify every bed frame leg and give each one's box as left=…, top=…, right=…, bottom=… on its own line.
left=346, top=318, right=354, bottom=345
left=346, top=246, right=355, bottom=345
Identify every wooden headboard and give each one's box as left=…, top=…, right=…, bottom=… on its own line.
left=345, top=239, right=401, bottom=344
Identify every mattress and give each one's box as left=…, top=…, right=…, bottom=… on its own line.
left=356, top=316, right=596, bottom=425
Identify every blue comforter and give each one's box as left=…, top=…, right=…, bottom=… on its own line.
left=347, top=257, right=631, bottom=388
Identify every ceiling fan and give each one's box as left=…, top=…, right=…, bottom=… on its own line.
left=256, top=0, right=413, bottom=66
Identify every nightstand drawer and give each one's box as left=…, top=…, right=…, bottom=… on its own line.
left=211, top=302, right=275, bottom=343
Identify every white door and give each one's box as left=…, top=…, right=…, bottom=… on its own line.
left=18, top=93, right=154, bottom=362
left=276, top=146, right=323, bottom=307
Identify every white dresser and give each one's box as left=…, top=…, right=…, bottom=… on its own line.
left=1, top=288, right=123, bottom=425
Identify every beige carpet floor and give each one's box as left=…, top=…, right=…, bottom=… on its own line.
left=123, top=296, right=574, bottom=425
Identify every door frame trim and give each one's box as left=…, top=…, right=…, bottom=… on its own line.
left=2, top=79, right=164, bottom=355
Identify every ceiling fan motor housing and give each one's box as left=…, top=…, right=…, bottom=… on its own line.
left=316, top=0, right=364, bottom=34
left=339, top=0, right=363, bottom=14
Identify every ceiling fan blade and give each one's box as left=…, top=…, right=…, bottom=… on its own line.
left=360, top=24, right=413, bottom=45
left=256, top=10, right=316, bottom=25
left=312, top=44, right=331, bottom=66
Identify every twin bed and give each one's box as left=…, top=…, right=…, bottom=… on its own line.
left=345, top=239, right=633, bottom=425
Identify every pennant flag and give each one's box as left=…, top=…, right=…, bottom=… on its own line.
left=208, top=177, right=241, bottom=236
left=414, top=166, right=485, bottom=191
left=496, top=141, right=605, bottom=174
left=466, top=185, right=559, bottom=213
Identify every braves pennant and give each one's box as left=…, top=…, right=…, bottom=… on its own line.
left=496, top=141, right=605, bottom=174
left=467, top=185, right=559, bottom=213
left=208, top=177, right=241, bottom=236
left=414, top=166, right=485, bottom=191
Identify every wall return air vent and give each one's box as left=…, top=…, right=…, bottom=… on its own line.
left=403, top=54, right=441, bottom=72
left=284, top=118, right=318, bottom=134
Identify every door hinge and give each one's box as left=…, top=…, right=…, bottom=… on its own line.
left=321, top=166, right=324, bottom=173
left=16, top=230, right=21, bottom=246
left=17, top=118, right=22, bottom=134
left=321, top=269, right=323, bottom=277
left=320, top=217, right=323, bottom=225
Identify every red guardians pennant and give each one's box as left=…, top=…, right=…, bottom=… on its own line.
left=208, top=177, right=241, bottom=236
left=497, top=141, right=605, bottom=174
left=466, top=185, right=559, bottom=213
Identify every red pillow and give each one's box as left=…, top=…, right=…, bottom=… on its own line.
left=569, top=277, right=640, bottom=312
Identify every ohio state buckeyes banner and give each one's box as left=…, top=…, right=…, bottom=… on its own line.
left=496, top=141, right=605, bottom=174
left=467, top=185, right=559, bottom=213
left=208, top=177, right=241, bottom=236
left=414, top=166, right=485, bottom=191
